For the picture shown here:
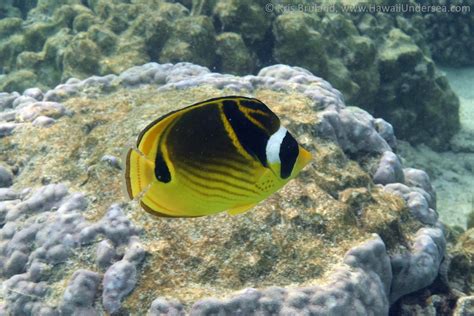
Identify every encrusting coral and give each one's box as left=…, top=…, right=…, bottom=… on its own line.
left=0, top=62, right=447, bottom=314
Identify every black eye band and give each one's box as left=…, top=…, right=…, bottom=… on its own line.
left=222, top=100, right=269, bottom=167
left=279, top=132, right=299, bottom=179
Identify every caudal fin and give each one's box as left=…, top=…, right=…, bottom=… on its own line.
left=123, top=148, right=155, bottom=200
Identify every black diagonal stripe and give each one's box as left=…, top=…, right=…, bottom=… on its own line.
left=280, top=131, right=299, bottom=179
left=178, top=163, right=260, bottom=195
left=222, top=100, right=269, bottom=167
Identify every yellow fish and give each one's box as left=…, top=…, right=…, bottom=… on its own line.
left=124, top=96, right=312, bottom=217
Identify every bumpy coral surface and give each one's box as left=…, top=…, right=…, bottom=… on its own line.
left=0, top=62, right=446, bottom=314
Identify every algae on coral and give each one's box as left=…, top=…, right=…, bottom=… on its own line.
left=2, top=82, right=416, bottom=310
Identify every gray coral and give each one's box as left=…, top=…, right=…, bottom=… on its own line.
left=0, top=184, right=145, bottom=315
left=0, top=61, right=447, bottom=314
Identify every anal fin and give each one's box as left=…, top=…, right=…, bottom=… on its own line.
left=227, top=202, right=258, bottom=216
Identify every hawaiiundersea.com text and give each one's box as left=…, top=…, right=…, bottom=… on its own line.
left=264, top=3, right=471, bottom=14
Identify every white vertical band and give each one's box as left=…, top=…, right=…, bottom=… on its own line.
left=266, top=126, right=287, bottom=164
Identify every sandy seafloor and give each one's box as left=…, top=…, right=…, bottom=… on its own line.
left=399, top=67, right=474, bottom=228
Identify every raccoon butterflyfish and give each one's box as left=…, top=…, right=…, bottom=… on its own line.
left=124, top=96, right=312, bottom=217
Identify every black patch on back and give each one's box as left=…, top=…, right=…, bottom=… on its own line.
left=137, top=96, right=245, bottom=148
left=167, top=102, right=239, bottom=165
left=154, top=152, right=171, bottom=183
left=280, top=131, right=299, bottom=179
left=222, top=100, right=269, bottom=167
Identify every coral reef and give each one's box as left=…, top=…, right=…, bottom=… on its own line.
left=415, top=0, right=474, bottom=67
left=0, top=0, right=464, bottom=148
left=0, top=62, right=447, bottom=314
left=0, top=184, right=144, bottom=314
left=396, top=67, right=474, bottom=231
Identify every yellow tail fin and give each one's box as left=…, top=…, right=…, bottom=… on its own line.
left=123, top=148, right=155, bottom=200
